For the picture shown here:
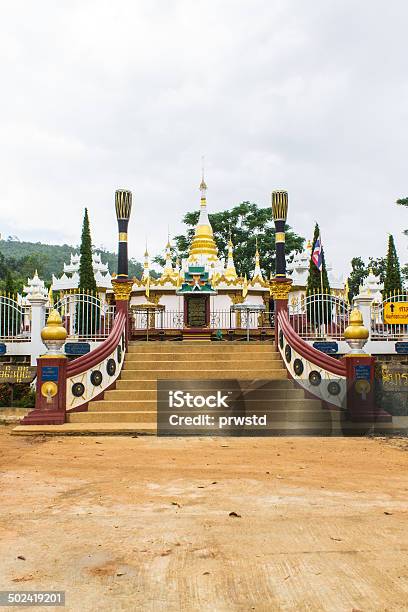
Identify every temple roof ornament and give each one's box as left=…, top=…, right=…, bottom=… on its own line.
left=52, top=252, right=112, bottom=291
left=250, top=237, right=264, bottom=285
left=224, top=234, right=237, bottom=281
left=23, top=270, right=48, bottom=302
left=188, top=174, right=219, bottom=263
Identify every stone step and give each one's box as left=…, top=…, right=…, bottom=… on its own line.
left=12, top=420, right=398, bottom=436
left=124, top=352, right=281, bottom=362
left=13, top=423, right=157, bottom=435
left=69, top=408, right=326, bottom=423
left=123, top=359, right=281, bottom=370
left=115, top=378, right=295, bottom=391
left=127, top=343, right=276, bottom=353
left=120, top=369, right=288, bottom=380
left=89, top=396, right=319, bottom=411
left=103, top=388, right=305, bottom=402
left=68, top=411, right=157, bottom=423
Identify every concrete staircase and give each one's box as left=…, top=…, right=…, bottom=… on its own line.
left=65, top=341, right=333, bottom=435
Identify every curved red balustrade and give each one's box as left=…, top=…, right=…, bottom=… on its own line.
left=278, top=311, right=346, bottom=377
left=67, top=311, right=126, bottom=377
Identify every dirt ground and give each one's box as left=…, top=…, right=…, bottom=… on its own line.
left=0, top=427, right=407, bottom=612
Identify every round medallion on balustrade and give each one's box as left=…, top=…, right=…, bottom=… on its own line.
left=309, top=371, right=322, bottom=387
left=293, top=358, right=304, bottom=376
left=107, top=359, right=116, bottom=376
left=328, top=381, right=341, bottom=396
left=90, top=370, right=103, bottom=386
left=72, top=382, right=85, bottom=397
left=285, top=344, right=292, bottom=363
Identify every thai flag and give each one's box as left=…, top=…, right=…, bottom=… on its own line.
left=312, top=236, right=323, bottom=271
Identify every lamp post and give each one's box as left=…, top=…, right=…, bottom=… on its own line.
left=111, top=189, right=134, bottom=346
left=270, top=190, right=292, bottom=347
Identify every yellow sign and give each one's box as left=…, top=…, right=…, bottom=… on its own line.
left=384, top=302, right=408, bottom=324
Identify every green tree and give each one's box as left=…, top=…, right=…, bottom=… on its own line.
left=306, top=223, right=330, bottom=295
left=347, top=257, right=367, bottom=302
left=383, top=234, right=403, bottom=297
left=77, top=208, right=98, bottom=336
left=79, top=208, right=97, bottom=293
left=306, top=224, right=331, bottom=327
left=154, top=201, right=304, bottom=277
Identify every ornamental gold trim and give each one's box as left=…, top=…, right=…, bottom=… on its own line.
left=270, top=279, right=293, bottom=300
left=118, top=232, right=128, bottom=242
left=272, top=190, right=288, bottom=221
left=112, top=279, right=133, bottom=301
left=275, top=232, right=285, bottom=243
left=115, top=190, right=132, bottom=220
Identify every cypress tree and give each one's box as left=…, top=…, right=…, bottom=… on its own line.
left=306, top=223, right=330, bottom=295
left=79, top=208, right=97, bottom=294
left=306, top=223, right=331, bottom=328
left=77, top=208, right=98, bottom=336
left=383, top=234, right=403, bottom=298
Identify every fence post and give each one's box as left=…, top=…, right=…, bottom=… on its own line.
left=21, top=310, right=68, bottom=425
left=342, top=308, right=391, bottom=423
left=28, top=295, right=48, bottom=366
left=353, top=292, right=373, bottom=342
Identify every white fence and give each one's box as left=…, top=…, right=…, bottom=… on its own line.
left=0, top=296, right=31, bottom=342
left=53, top=293, right=115, bottom=340
left=289, top=293, right=351, bottom=341
left=130, top=309, right=274, bottom=331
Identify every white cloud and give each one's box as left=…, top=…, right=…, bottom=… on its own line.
left=1, top=0, right=407, bottom=273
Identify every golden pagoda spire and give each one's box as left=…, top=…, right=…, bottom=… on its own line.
left=163, top=234, right=173, bottom=274
left=251, top=236, right=263, bottom=282
left=224, top=229, right=237, bottom=281
left=188, top=167, right=218, bottom=262
left=142, top=242, right=150, bottom=280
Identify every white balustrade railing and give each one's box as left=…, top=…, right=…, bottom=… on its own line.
left=131, top=309, right=274, bottom=331
left=53, top=293, right=115, bottom=340
left=289, top=293, right=350, bottom=341
left=0, top=296, right=31, bottom=342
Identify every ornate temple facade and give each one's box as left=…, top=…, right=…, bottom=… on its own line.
left=128, top=178, right=269, bottom=328
left=52, top=253, right=112, bottom=292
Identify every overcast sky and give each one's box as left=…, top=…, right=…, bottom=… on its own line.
left=1, top=0, right=407, bottom=276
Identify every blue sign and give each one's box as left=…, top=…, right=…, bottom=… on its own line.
left=0, top=344, right=6, bottom=355
left=313, top=341, right=338, bottom=354
left=65, top=342, right=90, bottom=356
left=395, top=342, right=408, bottom=354
left=355, top=365, right=371, bottom=380
left=42, top=366, right=59, bottom=382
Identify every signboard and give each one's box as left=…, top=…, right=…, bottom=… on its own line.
left=395, top=342, right=408, bottom=354
left=65, top=342, right=90, bottom=356
left=0, top=344, right=6, bottom=355
left=384, top=302, right=408, bottom=324
left=0, top=364, right=36, bottom=384
left=379, top=363, right=408, bottom=391
left=355, top=365, right=371, bottom=381
left=41, top=366, right=59, bottom=382
left=313, top=341, right=338, bottom=354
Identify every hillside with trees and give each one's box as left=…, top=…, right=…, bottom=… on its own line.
left=0, top=238, right=144, bottom=293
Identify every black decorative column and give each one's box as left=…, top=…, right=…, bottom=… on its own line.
left=112, top=189, right=133, bottom=346
left=115, top=189, right=132, bottom=278
left=270, top=190, right=292, bottom=347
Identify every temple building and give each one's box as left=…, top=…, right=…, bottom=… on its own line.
left=128, top=177, right=269, bottom=330
left=52, top=252, right=112, bottom=293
